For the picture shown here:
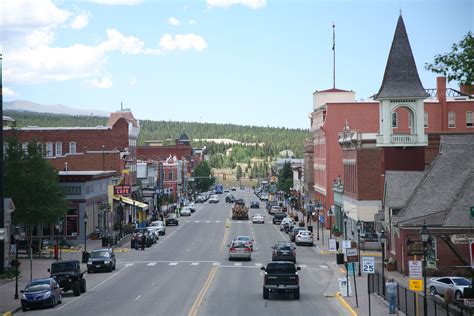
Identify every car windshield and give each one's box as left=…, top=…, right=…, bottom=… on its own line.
left=298, top=231, right=310, bottom=236
left=266, top=263, right=296, bottom=274
left=231, top=242, right=247, bottom=248
left=453, top=278, right=471, bottom=286
left=150, top=221, right=163, bottom=227
left=237, top=236, right=250, bottom=241
left=90, top=251, right=110, bottom=258
left=51, top=262, right=76, bottom=273
left=168, top=214, right=177, bottom=219
left=275, top=244, right=293, bottom=250
left=25, top=281, right=50, bottom=292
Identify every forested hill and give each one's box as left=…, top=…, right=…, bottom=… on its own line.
left=4, top=110, right=310, bottom=158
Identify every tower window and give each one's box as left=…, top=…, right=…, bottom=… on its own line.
left=467, top=111, right=473, bottom=128
left=392, top=112, right=398, bottom=128
left=424, top=112, right=428, bottom=128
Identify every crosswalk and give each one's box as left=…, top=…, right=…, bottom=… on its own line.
left=119, top=261, right=330, bottom=270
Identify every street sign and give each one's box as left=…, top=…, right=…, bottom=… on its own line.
left=409, top=260, right=423, bottom=279
left=348, top=262, right=355, bottom=275
left=409, top=279, right=423, bottom=292
left=346, top=248, right=358, bottom=262
left=328, top=238, right=337, bottom=251
left=362, top=257, right=375, bottom=274
left=342, top=240, right=351, bottom=249
left=470, top=240, right=474, bottom=268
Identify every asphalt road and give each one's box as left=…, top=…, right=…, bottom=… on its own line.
left=25, top=189, right=347, bottom=316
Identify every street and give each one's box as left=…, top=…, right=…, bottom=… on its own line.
left=23, top=189, right=346, bottom=316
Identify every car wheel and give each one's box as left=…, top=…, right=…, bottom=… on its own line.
left=80, top=279, right=86, bottom=293
left=50, top=296, right=56, bottom=308
left=430, top=286, right=437, bottom=296
left=109, top=264, right=113, bottom=272
left=113, top=263, right=116, bottom=271
left=21, top=304, right=27, bottom=312
left=58, top=293, right=62, bottom=304
left=73, top=281, right=81, bottom=296
left=455, top=290, right=463, bottom=300
left=263, top=288, right=269, bottom=299
left=87, top=269, right=92, bottom=274
left=294, top=288, right=300, bottom=300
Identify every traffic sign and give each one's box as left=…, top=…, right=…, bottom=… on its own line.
left=342, top=240, right=351, bottom=249
left=409, top=260, right=422, bottom=278
left=346, top=248, right=358, bottom=262
left=409, top=279, right=423, bottom=292
left=362, top=257, right=375, bottom=274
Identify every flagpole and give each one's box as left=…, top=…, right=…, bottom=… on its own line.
left=332, top=22, right=336, bottom=89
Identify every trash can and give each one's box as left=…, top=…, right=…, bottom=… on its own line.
left=336, top=252, right=345, bottom=264
left=82, top=251, right=89, bottom=263
left=102, top=236, right=109, bottom=247
left=307, top=225, right=313, bottom=233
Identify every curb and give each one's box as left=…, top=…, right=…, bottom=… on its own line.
left=2, top=306, right=21, bottom=316
left=336, top=292, right=358, bottom=316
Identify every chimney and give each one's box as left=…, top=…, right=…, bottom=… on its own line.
left=437, top=76, right=447, bottom=131
left=436, top=77, right=446, bottom=102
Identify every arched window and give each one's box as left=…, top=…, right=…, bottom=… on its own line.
left=448, top=112, right=456, bottom=128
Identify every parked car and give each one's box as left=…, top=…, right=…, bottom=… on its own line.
left=180, top=207, right=192, bottom=216
left=261, top=262, right=301, bottom=299
left=48, top=259, right=86, bottom=297
left=149, top=220, right=166, bottom=235
left=429, top=277, right=472, bottom=300
left=225, top=194, right=236, bottom=203
left=87, top=248, right=116, bottom=273
left=235, top=235, right=254, bottom=251
left=209, top=195, right=220, bottom=203
left=270, top=205, right=282, bottom=215
left=231, top=187, right=237, bottom=191
left=146, top=228, right=159, bottom=243
left=280, top=218, right=295, bottom=231
left=21, top=278, right=62, bottom=311
left=272, top=242, right=296, bottom=263
left=295, top=230, right=314, bottom=246
left=195, top=194, right=205, bottom=203
left=250, top=201, right=260, bottom=209
left=259, top=193, right=269, bottom=201
left=289, top=227, right=306, bottom=242
left=184, top=202, right=196, bottom=212
left=272, top=212, right=287, bottom=225
left=252, top=214, right=265, bottom=224
left=166, top=214, right=179, bottom=226
left=228, top=240, right=252, bottom=261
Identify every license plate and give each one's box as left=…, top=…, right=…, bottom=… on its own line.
left=282, top=251, right=289, bottom=255
left=96, top=265, right=101, bottom=268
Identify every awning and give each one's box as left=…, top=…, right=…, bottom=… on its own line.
left=114, top=196, right=149, bottom=210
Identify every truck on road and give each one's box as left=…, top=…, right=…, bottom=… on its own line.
left=232, top=199, right=249, bottom=220
left=261, top=261, right=301, bottom=300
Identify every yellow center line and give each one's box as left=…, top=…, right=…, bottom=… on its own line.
left=188, top=266, right=218, bottom=316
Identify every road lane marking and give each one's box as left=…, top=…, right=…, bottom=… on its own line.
left=205, top=220, right=211, bottom=223
left=195, top=221, right=200, bottom=223
left=219, top=224, right=230, bottom=252
left=191, top=262, right=199, bottom=266
left=212, top=262, right=220, bottom=266
left=255, top=263, right=262, bottom=267
left=124, top=263, right=134, bottom=267
left=234, top=263, right=242, bottom=266
left=319, top=265, right=329, bottom=269
left=134, top=295, right=141, bottom=301
left=188, top=266, right=218, bottom=316
left=299, top=264, right=308, bottom=268
left=169, top=262, right=178, bottom=266
left=147, top=262, right=157, bottom=266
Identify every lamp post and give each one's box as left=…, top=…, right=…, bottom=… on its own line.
left=343, top=211, right=348, bottom=240
left=419, top=222, right=430, bottom=316
left=13, top=226, right=20, bottom=299
left=379, top=229, right=387, bottom=298
left=356, top=219, right=362, bottom=276
left=54, top=222, right=60, bottom=261
left=83, top=212, right=88, bottom=252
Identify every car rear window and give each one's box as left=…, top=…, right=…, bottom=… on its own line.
left=266, top=263, right=296, bottom=274
left=275, top=244, right=293, bottom=250
left=232, top=242, right=247, bottom=248
left=274, top=213, right=286, bottom=219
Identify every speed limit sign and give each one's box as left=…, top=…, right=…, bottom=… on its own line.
left=362, top=257, right=375, bottom=274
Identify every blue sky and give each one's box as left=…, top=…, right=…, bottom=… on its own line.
left=2, top=0, right=472, bottom=128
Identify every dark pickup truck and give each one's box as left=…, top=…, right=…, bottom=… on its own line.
left=261, top=261, right=301, bottom=300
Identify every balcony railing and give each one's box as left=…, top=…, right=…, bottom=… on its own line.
left=391, top=134, right=418, bottom=144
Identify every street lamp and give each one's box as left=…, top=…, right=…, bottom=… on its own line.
left=54, top=222, right=61, bottom=261
left=343, top=212, right=348, bottom=240
left=419, top=222, right=430, bottom=316
left=356, top=219, right=362, bottom=276
left=13, top=226, right=20, bottom=299
left=379, top=229, right=387, bottom=297
left=83, top=212, right=88, bottom=252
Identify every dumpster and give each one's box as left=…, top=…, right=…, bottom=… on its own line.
left=336, top=252, right=345, bottom=264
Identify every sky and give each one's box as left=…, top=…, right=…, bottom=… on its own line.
left=1, top=0, right=472, bottom=129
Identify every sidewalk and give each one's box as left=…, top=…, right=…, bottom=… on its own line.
left=0, top=235, right=130, bottom=314
left=311, top=225, right=407, bottom=316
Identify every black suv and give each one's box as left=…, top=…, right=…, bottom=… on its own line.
left=87, top=248, right=116, bottom=273
left=48, top=259, right=86, bottom=296
left=272, top=242, right=296, bottom=263
left=166, top=214, right=179, bottom=226
left=272, top=212, right=287, bottom=225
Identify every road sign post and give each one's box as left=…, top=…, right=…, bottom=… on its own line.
left=362, top=257, right=375, bottom=316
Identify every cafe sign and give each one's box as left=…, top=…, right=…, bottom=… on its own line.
left=114, top=185, right=131, bottom=195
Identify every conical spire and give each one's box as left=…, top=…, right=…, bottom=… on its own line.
left=375, top=15, right=428, bottom=100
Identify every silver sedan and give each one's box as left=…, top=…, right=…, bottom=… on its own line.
left=228, top=241, right=251, bottom=261
left=429, top=277, right=472, bottom=300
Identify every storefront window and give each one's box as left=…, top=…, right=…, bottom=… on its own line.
left=66, top=207, right=78, bottom=236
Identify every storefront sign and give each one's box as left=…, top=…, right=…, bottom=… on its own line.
left=407, top=240, right=424, bottom=256
left=114, top=185, right=131, bottom=195
left=450, top=234, right=474, bottom=245
left=346, top=248, right=358, bottom=262
left=328, top=239, right=337, bottom=251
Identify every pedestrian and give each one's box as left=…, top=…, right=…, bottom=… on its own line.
left=160, top=211, right=164, bottom=222
left=386, top=278, right=397, bottom=314
left=134, top=235, right=139, bottom=251
left=141, top=234, right=146, bottom=251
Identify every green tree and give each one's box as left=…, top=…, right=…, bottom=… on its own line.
left=193, top=161, right=215, bottom=192
left=425, top=31, right=474, bottom=86
left=5, top=137, right=67, bottom=253
left=277, top=161, right=293, bottom=194
left=236, top=165, right=243, bottom=180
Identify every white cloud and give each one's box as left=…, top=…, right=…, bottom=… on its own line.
left=1, top=0, right=71, bottom=31
left=168, top=17, right=181, bottom=26
left=87, top=76, right=112, bottom=88
left=159, top=33, right=207, bottom=52
left=189, top=20, right=197, bottom=25
left=207, top=0, right=266, bottom=9
left=90, top=0, right=143, bottom=5
left=3, top=87, right=18, bottom=97
left=129, top=77, right=137, bottom=86
left=70, top=12, right=90, bottom=30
